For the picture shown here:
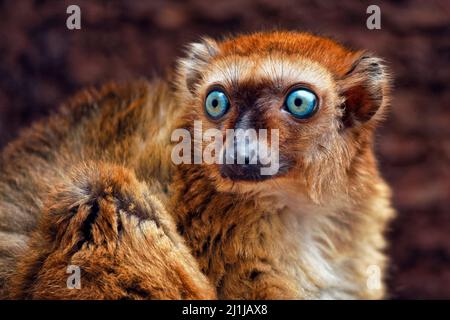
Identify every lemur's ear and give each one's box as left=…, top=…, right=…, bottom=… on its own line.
left=339, top=53, right=390, bottom=127
left=179, top=37, right=220, bottom=94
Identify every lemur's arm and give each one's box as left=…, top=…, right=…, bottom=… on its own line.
left=7, top=163, right=215, bottom=299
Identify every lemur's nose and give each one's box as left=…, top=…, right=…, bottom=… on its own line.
left=221, top=133, right=272, bottom=181
left=227, top=136, right=258, bottom=165
left=230, top=110, right=263, bottom=165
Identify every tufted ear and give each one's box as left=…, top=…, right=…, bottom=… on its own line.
left=178, top=37, right=220, bottom=94
left=339, top=53, right=390, bottom=127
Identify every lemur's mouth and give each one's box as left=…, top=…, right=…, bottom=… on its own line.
left=217, top=134, right=293, bottom=181
left=217, top=130, right=287, bottom=181
left=220, top=163, right=273, bottom=181
left=219, top=160, right=291, bottom=181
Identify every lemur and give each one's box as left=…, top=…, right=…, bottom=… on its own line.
left=0, top=31, right=394, bottom=299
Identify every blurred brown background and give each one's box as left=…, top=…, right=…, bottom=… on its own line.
left=0, top=0, right=449, bottom=299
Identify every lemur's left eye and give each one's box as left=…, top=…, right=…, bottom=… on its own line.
left=285, top=88, right=318, bottom=119
left=205, top=90, right=230, bottom=119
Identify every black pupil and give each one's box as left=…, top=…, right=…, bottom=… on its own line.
left=294, top=98, right=302, bottom=107
left=212, top=99, right=219, bottom=108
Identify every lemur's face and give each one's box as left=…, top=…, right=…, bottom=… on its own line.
left=177, top=32, right=389, bottom=199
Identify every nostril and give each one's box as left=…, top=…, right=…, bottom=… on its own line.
left=242, top=154, right=251, bottom=165
left=235, top=139, right=258, bottom=165
left=244, top=148, right=257, bottom=164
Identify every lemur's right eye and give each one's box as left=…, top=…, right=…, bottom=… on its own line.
left=284, top=88, right=318, bottom=119
left=205, top=90, right=230, bottom=119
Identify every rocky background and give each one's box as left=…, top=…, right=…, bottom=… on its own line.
left=0, top=0, right=449, bottom=299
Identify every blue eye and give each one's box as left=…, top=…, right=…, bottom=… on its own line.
left=205, top=90, right=230, bottom=119
left=285, top=88, right=318, bottom=119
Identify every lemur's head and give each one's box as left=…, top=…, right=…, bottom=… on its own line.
left=175, top=31, right=390, bottom=202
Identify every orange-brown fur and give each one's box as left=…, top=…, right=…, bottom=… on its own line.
left=0, top=31, right=394, bottom=299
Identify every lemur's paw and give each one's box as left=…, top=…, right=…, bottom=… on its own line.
left=39, top=162, right=172, bottom=254
left=8, top=163, right=215, bottom=299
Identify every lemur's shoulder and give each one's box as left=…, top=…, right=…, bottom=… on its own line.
left=60, top=79, right=174, bottom=129
left=1, top=79, right=175, bottom=165
left=1, top=81, right=132, bottom=156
